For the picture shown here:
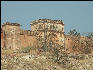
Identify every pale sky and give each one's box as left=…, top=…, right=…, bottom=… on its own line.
left=1, top=1, right=93, bottom=33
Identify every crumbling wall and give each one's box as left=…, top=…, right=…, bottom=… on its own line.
left=1, top=19, right=65, bottom=51
left=19, top=30, right=37, bottom=48
left=30, top=19, right=65, bottom=48
left=19, top=34, right=37, bottom=48
left=65, top=36, right=73, bottom=53
left=1, top=22, right=38, bottom=50
left=1, top=31, right=4, bottom=49
left=65, top=35, right=93, bottom=54
left=2, top=23, right=21, bottom=50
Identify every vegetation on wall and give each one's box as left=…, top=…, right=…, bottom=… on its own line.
left=68, top=29, right=80, bottom=36
left=67, top=29, right=93, bottom=54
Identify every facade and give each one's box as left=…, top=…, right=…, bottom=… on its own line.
left=1, top=19, right=65, bottom=50
left=1, top=19, right=93, bottom=54
left=31, top=19, right=65, bottom=47
left=2, top=22, right=21, bottom=50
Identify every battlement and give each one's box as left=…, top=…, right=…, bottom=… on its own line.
left=20, top=30, right=37, bottom=36
left=2, top=22, right=20, bottom=27
left=31, top=19, right=64, bottom=25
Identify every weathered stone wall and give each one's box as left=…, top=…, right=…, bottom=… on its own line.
left=19, top=34, right=37, bottom=48
left=30, top=19, right=65, bottom=47
left=1, top=19, right=65, bottom=50
left=65, top=35, right=83, bottom=54
left=1, top=23, right=38, bottom=49
left=65, top=36, right=73, bottom=53
left=1, top=20, right=93, bottom=54
left=2, top=23, right=21, bottom=50
left=65, top=35, right=93, bottom=54
left=1, top=30, right=37, bottom=50
left=1, top=31, right=4, bottom=49
left=31, top=19, right=64, bottom=32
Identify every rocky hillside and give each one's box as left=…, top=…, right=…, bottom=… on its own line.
left=1, top=52, right=93, bottom=70
left=1, top=53, right=62, bottom=70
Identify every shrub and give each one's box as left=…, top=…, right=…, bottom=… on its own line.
left=21, top=46, right=35, bottom=53
left=83, top=46, right=91, bottom=54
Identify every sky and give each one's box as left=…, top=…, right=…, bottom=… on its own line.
left=1, top=1, right=93, bottom=33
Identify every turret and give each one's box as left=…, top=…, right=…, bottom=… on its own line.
left=2, top=22, right=21, bottom=50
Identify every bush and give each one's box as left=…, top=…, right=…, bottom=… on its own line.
left=21, top=46, right=35, bottom=53
left=83, top=47, right=91, bottom=54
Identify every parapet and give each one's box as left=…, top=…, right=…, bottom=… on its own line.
left=20, top=30, right=36, bottom=36
left=31, top=19, right=64, bottom=25
left=2, top=22, right=20, bottom=27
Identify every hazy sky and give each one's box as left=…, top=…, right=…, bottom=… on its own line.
left=1, top=1, right=93, bottom=33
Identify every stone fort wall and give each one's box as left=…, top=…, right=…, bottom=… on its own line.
left=1, top=25, right=73, bottom=52
left=1, top=20, right=93, bottom=54
left=1, top=22, right=37, bottom=50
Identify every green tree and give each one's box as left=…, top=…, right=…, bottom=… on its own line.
left=68, top=29, right=80, bottom=36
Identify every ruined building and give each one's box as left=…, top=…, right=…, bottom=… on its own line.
left=1, top=19, right=93, bottom=54
left=31, top=19, right=65, bottom=47
left=1, top=19, right=65, bottom=50
left=1, top=22, right=21, bottom=50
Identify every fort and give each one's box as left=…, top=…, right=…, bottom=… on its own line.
left=1, top=19, right=93, bottom=54
left=1, top=19, right=65, bottom=50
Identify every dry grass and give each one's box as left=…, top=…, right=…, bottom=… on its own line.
left=1, top=49, right=14, bottom=55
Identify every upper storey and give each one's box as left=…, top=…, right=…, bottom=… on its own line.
left=2, top=22, right=21, bottom=35
left=30, top=19, right=64, bottom=33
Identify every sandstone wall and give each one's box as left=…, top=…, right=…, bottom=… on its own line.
left=1, top=31, right=38, bottom=49
left=65, top=35, right=81, bottom=54
left=1, top=32, right=4, bottom=49
left=65, top=35, right=93, bottom=54
left=65, top=38, right=73, bottom=53
left=2, top=25, right=20, bottom=50
left=19, top=34, right=37, bottom=48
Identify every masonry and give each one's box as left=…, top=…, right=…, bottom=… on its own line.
left=1, top=19, right=93, bottom=54
left=1, top=19, right=65, bottom=50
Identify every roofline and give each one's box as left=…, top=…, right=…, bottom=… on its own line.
left=30, top=19, right=64, bottom=26
left=30, top=22, right=64, bottom=26
left=2, top=22, right=20, bottom=27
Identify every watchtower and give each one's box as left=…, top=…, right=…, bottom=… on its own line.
left=30, top=19, right=65, bottom=48
left=2, top=22, right=21, bottom=50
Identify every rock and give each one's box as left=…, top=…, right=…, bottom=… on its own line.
left=1, top=54, right=93, bottom=70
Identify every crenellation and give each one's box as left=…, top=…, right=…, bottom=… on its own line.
left=31, top=19, right=64, bottom=25
left=20, top=30, right=36, bottom=36
left=2, top=22, right=20, bottom=27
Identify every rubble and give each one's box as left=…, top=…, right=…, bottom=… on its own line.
left=1, top=53, right=93, bottom=70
